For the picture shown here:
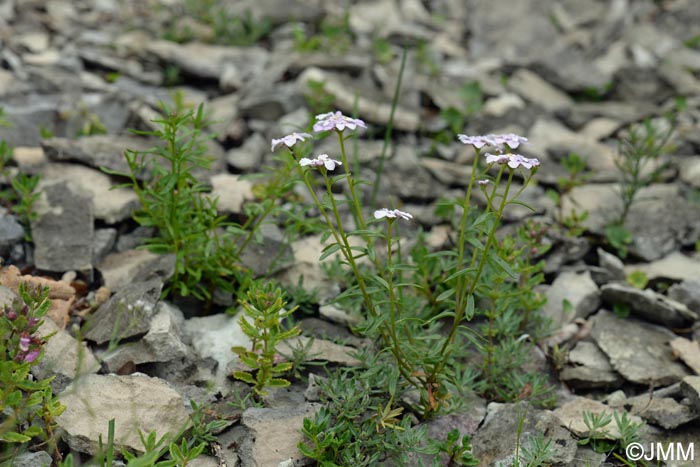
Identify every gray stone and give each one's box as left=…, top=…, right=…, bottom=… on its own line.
left=97, top=249, right=175, bottom=293
left=239, top=403, right=322, bottom=467
left=32, top=180, right=93, bottom=272
left=597, top=247, right=625, bottom=281
left=562, top=184, right=699, bottom=261
left=32, top=318, right=100, bottom=393
left=601, top=283, right=697, bottom=328
left=57, top=373, right=190, bottom=455
left=681, top=376, right=700, bottom=413
left=226, top=133, right=266, bottom=171
left=0, top=94, right=60, bottom=147
left=184, top=311, right=252, bottom=391
left=472, top=402, right=577, bottom=466
left=278, top=336, right=361, bottom=366
left=507, top=69, right=573, bottom=112
left=304, top=373, right=325, bottom=402
left=541, top=271, right=600, bottom=327
left=239, top=223, right=294, bottom=276
left=553, top=397, right=645, bottom=439
left=145, top=40, right=268, bottom=84
left=318, top=303, right=362, bottom=327
left=39, top=163, right=138, bottom=224
left=209, top=173, right=255, bottom=215
left=101, top=302, right=190, bottom=373
left=83, top=277, right=162, bottom=345
left=671, top=337, right=700, bottom=375
left=386, top=145, right=441, bottom=200
left=590, top=310, right=690, bottom=387
left=679, top=156, right=700, bottom=188
left=669, top=280, right=700, bottom=313
left=0, top=210, right=25, bottom=258
left=611, top=394, right=697, bottom=430
left=559, top=340, right=623, bottom=390
left=10, top=451, right=52, bottom=467
left=41, top=135, right=154, bottom=178
left=239, top=82, right=303, bottom=121
left=92, top=228, right=117, bottom=264
left=297, top=67, right=420, bottom=132
left=625, top=253, right=700, bottom=284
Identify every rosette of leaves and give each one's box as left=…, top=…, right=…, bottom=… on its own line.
left=232, top=282, right=301, bottom=397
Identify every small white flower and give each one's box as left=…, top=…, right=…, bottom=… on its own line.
left=477, top=179, right=490, bottom=186
left=299, top=154, right=343, bottom=171
left=271, top=132, right=312, bottom=151
left=374, top=208, right=413, bottom=221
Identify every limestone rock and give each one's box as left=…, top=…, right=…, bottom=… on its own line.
left=57, top=374, right=190, bottom=455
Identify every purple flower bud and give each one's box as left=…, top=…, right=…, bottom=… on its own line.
left=23, top=350, right=40, bottom=363
left=27, top=317, right=39, bottom=327
left=6, top=310, right=17, bottom=321
left=19, top=335, right=31, bottom=351
left=21, top=305, right=29, bottom=315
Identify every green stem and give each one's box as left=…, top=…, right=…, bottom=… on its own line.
left=431, top=167, right=515, bottom=386
left=371, top=47, right=408, bottom=208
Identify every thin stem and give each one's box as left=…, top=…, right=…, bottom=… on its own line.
left=431, top=167, right=515, bottom=385
left=385, top=220, right=407, bottom=376
left=337, top=131, right=367, bottom=232
left=451, top=151, right=481, bottom=334
left=371, top=47, right=408, bottom=208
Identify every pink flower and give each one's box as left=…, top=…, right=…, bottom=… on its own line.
left=485, top=153, right=510, bottom=165
left=299, top=154, right=343, bottom=171
left=374, top=208, right=413, bottom=221
left=19, top=335, right=30, bottom=352
left=23, top=350, right=40, bottom=363
left=313, top=111, right=367, bottom=133
left=484, top=153, right=540, bottom=170
left=458, top=133, right=528, bottom=153
left=271, top=132, right=312, bottom=151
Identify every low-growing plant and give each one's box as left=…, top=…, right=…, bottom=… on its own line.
left=425, top=428, right=480, bottom=466
left=606, top=116, right=675, bottom=257
left=293, top=14, right=353, bottom=55
left=231, top=281, right=301, bottom=398
left=272, top=112, right=551, bottom=417
left=105, top=103, right=293, bottom=304
left=0, top=283, right=65, bottom=463
left=298, top=367, right=433, bottom=467
left=546, top=152, right=590, bottom=237
left=578, top=410, right=644, bottom=461
left=10, top=173, right=41, bottom=242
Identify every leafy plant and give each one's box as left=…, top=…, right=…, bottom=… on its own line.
left=293, top=14, right=353, bottom=55
left=0, top=283, right=65, bottom=463
left=626, top=270, right=648, bottom=290
left=10, top=173, right=41, bottom=242
left=425, top=428, right=479, bottom=466
left=231, top=281, right=301, bottom=398
left=578, top=410, right=644, bottom=462
left=104, top=103, right=275, bottom=303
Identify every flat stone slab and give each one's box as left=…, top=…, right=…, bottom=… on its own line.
left=671, top=337, right=700, bottom=375
left=553, top=397, right=644, bottom=439
left=601, top=283, right=697, bottom=328
left=542, top=270, right=600, bottom=327
left=83, top=276, right=162, bottom=345
left=57, top=374, right=190, bottom=455
left=32, top=180, right=93, bottom=272
left=625, top=253, right=700, bottom=283
left=590, top=310, right=690, bottom=387
left=559, top=340, right=623, bottom=390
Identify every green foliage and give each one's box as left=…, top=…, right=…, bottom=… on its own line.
left=0, top=107, right=41, bottom=243
left=425, top=429, right=479, bottom=466
left=604, top=223, right=632, bottom=259
left=626, top=270, right=648, bottom=290
left=298, top=367, right=435, bottom=467
left=578, top=410, right=644, bottom=461
left=163, top=1, right=270, bottom=46
left=232, top=281, right=301, bottom=398
left=0, top=284, right=65, bottom=463
left=293, top=14, right=353, bottom=55
left=517, top=432, right=556, bottom=467
left=10, top=174, right=41, bottom=242
left=104, top=103, right=279, bottom=303
left=614, top=117, right=674, bottom=225
left=304, top=80, right=337, bottom=116
left=373, top=37, right=395, bottom=64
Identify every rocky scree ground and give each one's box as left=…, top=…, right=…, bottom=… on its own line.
left=1, top=0, right=700, bottom=466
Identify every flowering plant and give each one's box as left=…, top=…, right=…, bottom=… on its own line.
left=272, top=111, right=544, bottom=415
